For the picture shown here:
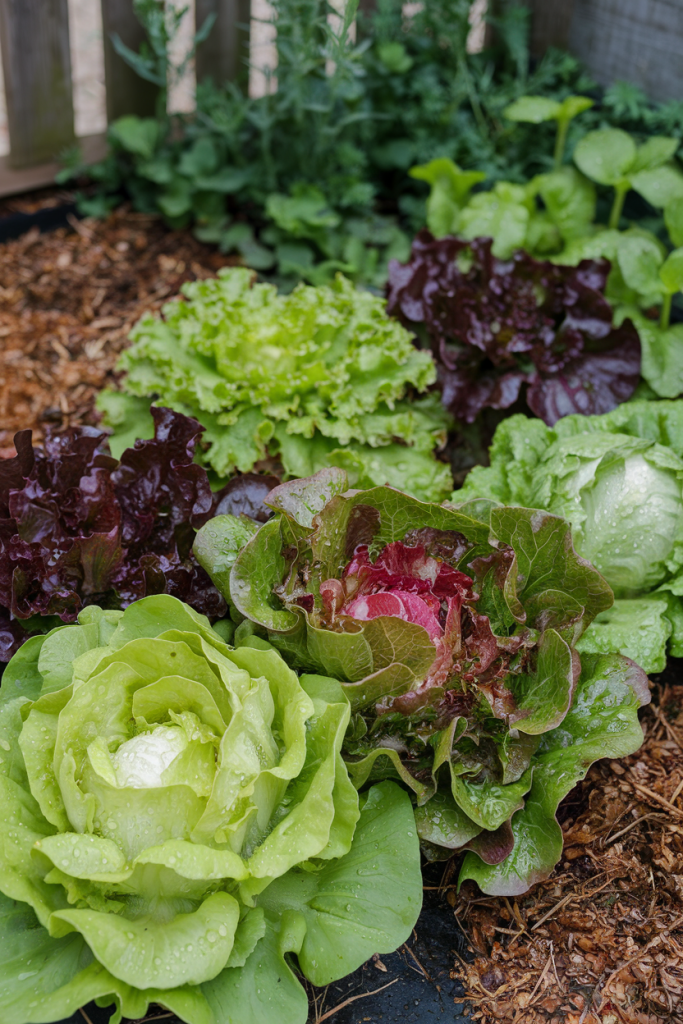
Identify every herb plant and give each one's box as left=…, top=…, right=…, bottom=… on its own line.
left=98, top=268, right=453, bottom=502
left=60, top=0, right=601, bottom=288
left=193, top=469, right=648, bottom=895
left=454, top=399, right=683, bottom=673
left=0, top=594, right=421, bottom=1024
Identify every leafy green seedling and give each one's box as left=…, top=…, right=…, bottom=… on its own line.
left=503, top=94, right=594, bottom=168
left=616, top=237, right=683, bottom=398
left=616, top=233, right=669, bottom=310
left=665, top=196, right=683, bottom=248
left=659, top=248, right=683, bottom=328
left=409, top=158, right=486, bottom=238
left=458, top=181, right=536, bottom=258
left=574, top=129, right=683, bottom=229
left=533, top=166, right=597, bottom=243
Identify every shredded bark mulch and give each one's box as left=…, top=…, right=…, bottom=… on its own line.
left=448, top=677, right=683, bottom=1024
left=0, top=205, right=237, bottom=454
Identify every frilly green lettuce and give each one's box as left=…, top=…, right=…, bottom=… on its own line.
left=98, top=268, right=452, bottom=502
left=0, top=595, right=421, bottom=1024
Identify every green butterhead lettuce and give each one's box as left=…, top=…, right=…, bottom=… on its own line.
left=455, top=399, right=683, bottom=672
left=194, top=471, right=647, bottom=895
left=98, top=268, right=452, bottom=502
left=0, top=595, right=421, bottom=1024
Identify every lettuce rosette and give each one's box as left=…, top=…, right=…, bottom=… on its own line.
left=194, top=470, right=649, bottom=896
left=0, top=594, right=421, bottom=1024
left=454, top=399, right=683, bottom=674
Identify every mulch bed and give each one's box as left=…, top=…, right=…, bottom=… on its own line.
left=0, top=204, right=237, bottom=454
left=2, top=202, right=683, bottom=1024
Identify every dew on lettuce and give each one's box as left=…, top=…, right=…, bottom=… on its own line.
left=454, top=399, right=683, bottom=672
left=194, top=470, right=648, bottom=896
left=0, top=594, right=422, bottom=1024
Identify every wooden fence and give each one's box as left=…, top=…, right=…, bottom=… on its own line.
left=0, top=0, right=253, bottom=196
left=1, top=0, right=683, bottom=200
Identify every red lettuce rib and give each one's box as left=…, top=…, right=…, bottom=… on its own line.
left=386, top=231, right=641, bottom=426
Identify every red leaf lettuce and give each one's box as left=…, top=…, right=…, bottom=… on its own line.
left=193, top=469, right=649, bottom=895
left=386, top=231, right=641, bottom=426
left=0, top=408, right=277, bottom=661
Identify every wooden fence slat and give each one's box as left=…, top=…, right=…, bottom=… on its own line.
left=0, top=0, right=75, bottom=168
left=195, top=0, right=251, bottom=89
left=100, top=0, right=159, bottom=122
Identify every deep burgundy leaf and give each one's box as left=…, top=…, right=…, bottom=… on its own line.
left=0, top=407, right=236, bottom=661
left=387, top=231, right=641, bottom=426
left=214, top=473, right=280, bottom=523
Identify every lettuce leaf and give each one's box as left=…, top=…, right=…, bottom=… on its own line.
left=99, top=268, right=453, bottom=502
left=386, top=232, right=641, bottom=427
left=454, top=399, right=683, bottom=671
left=0, top=409, right=277, bottom=662
left=195, top=471, right=644, bottom=895
left=0, top=597, right=422, bottom=1024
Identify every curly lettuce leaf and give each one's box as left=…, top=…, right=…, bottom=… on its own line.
left=0, top=410, right=227, bottom=663
left=577, top=596, right=672, bottom=674
left=197, top=477, right=612, bottom=732
left=386, top=232, right=641, bottom=427
left=99, top=268, right=450, bottom=500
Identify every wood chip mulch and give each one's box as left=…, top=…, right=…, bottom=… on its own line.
left=447, top=680, right=683, bottom=1024
left=0, top=205, right=238, bottom=454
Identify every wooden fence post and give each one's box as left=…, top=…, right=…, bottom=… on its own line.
left=0, top=0, right=75, bottom=168
left=521, top=0, right=575, bottom=56
left=100, top=0, right=159, bottom=121
left=195, top=0, right=251, bottom=89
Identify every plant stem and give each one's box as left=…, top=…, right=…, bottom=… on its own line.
left=609, top=183, right=628, bottom=230
left=554, top=117, right=569, bottom=169
left=661, top=292, right=673, bottom=330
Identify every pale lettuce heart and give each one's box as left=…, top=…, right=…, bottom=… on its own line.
left=111, top=726, right=189, bottom=789
left=577, top=451, right=683, bottom=593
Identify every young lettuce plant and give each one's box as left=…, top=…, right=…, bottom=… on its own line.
left=385, top=232, right=641, bottom=427
left=503, top=93, right=594, bottom=168
left=454, top=399, right=683, bottom=674
left=98, top=268, right=452, bottom=503
left=0, top=594, right=421, bottom=1024
left=573, top=129, right=683, bottom=229
left=0, top=407, right=279, bottom=663
left=614, top=239, right=683, bottom=397
left=193, top=469, right=648, bottom=896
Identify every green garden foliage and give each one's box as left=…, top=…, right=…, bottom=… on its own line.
left=61, top=0, right=605, bottom=289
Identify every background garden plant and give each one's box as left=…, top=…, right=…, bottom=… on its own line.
left=60, top=0, right=661, bottom=290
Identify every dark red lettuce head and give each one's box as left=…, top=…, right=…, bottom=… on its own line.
left=0, top=408, right=280, bottom=661
left=386, top=231, right=641, bottom=426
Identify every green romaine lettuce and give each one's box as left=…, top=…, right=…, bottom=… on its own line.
left=194, top=471, right=646, bottom=895
left=0, top=595, right=421, bottom=1024
left=455, top=399, right=683, bottom=671
left=98, top=268, right=452, bottom=502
